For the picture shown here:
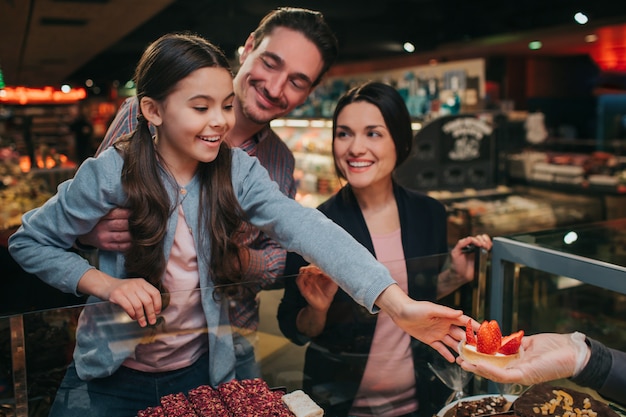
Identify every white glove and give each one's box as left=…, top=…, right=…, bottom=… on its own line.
left=457, top=332, right=590, bottom=385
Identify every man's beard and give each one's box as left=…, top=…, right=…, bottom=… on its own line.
left=241, top=83, right=289, bottom=124
left=241, top=101, right=273, bottom=125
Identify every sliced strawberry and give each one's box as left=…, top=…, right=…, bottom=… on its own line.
left=465, top=319, right=476, bottom=346
left=498, top=330, right=524, bottom=355
left=500, top=330, right=524, bottom=347
left=476, top=320, right=502, bottom=354
left=488, top=320, right=502, bottom=341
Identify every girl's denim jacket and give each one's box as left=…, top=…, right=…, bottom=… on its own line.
left=9, top=147, right=394, bottom=385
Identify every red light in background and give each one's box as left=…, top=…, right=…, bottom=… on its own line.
left=588, top=25, right=626, bottom=72
left=0, top=86, right=87, bottom=104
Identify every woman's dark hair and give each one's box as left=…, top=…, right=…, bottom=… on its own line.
left=252, top=7, right=338, bottom=86
left=331, top=81, right=414, bottom=180
left=114, top=32, right=246, bottom=301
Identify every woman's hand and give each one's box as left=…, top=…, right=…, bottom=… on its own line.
left=296, top=265, right=338, bottom=312
left=437, top=234, right=493, bottom=299
left=294, top=265, right=338, bottom=337
left=449, top=234, right=492, bottom=283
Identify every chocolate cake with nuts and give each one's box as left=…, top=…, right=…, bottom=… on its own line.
left=513, top=383, right=619, bottom=417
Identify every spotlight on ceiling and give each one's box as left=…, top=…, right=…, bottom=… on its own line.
left=403, top=42, right=415, bottom=53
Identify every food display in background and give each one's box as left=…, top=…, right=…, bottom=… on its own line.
left=136, top=378, right=322, bottom=417
left=460, top=319, right=524, bottom=367
left=0, top=147, right=52, bottom=230
left=507, top=150, right=626, bottom=192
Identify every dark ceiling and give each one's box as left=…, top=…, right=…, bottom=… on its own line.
left=3, top=0, right=626, bottom=89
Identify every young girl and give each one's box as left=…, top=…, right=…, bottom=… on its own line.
left=9, top=35, right=470, bottom=416
left=278, top=81, right=492, bottom=417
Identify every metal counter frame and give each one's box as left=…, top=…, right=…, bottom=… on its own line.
left=489, top=235, right=626, bottom=334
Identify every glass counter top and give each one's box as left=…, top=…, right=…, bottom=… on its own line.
left=503, top=217, right=626, bottom=267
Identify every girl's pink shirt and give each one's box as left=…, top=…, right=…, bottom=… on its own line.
left=123, top=204, right=207, bottom=372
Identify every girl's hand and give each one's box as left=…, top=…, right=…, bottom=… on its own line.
left=376, top=285, right=471, bottom=362
left=78, top=269, right=162, bottom=327
left=107, top=278, right=163, bottom=327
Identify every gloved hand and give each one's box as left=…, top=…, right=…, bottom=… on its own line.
left=456, top=332, right=590, bottom=385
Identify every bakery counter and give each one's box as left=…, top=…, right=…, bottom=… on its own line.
left=0, top=251, right=489, bottom=417
left=489, top=218, right=626, bottom=350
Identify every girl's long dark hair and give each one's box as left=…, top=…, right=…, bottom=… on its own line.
left=114, top=32, right=247, bottom=303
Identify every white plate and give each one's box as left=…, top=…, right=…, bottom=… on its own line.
left=437, top=394, right=518, bottom=417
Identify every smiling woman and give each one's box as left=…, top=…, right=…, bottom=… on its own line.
left=278, top=81, right=493, bottom=417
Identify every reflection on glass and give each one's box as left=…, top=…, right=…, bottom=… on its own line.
left=428, top=357, right=473, bottom=404
left=507, top=218, right=626, bottom=266
left=1, top=252, right=480, bottom=416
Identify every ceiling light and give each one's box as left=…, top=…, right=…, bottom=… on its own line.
left=574, top=12, right=588, bottom=25
left=403, top=42, right=415, bottom=53
left=528, top=41, right=542, bottom=50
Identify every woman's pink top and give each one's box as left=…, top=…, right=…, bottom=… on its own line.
left=349, top=228, right=418, bottom=417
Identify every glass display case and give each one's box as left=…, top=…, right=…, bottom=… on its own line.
left=1, top=252, right=488, bottom=417
left=270, top=119, right=337, bottom=208
left=489, top=218, right=626, bottom=352
left=443, top=186, right=605, bottom=247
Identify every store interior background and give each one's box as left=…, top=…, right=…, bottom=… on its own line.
left=3, top=1, right=626, bottom=413
left=2, top=2, right=626, bottom=143
left=3, top=0, right=626, bottom=146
